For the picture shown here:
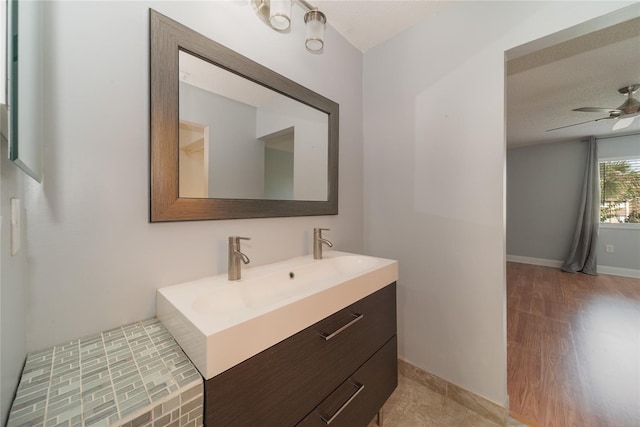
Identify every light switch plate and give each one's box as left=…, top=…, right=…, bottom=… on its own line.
left=11, top=198, right=20, bottom=256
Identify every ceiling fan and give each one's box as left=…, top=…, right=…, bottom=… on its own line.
left=546, top=84, right=640, bottom=132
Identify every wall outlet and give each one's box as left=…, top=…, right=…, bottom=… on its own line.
left=605, top=244, right=614, bottom=253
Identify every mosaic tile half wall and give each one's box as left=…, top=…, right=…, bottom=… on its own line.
left=7, top=318, right=203, bottom=427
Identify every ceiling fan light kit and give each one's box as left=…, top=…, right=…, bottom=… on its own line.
left=616, top=84, right=640, bottom=114
left=547, top=84, right=640, bottom=132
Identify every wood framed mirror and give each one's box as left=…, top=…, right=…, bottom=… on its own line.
left=149, top=10, right=339, bottom=222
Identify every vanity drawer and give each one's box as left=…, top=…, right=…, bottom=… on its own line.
left=205, top=283, right=396, bottom=427
left=297, top=335, right=398, bottom=427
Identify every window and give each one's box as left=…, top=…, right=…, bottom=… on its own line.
left=600, top=158, right=640, bottom=224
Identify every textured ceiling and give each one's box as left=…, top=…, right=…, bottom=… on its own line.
left=506, top=17, right=640, bottom=148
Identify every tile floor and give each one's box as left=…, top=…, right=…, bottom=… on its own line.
left=368, top=375, right=529, bottom=427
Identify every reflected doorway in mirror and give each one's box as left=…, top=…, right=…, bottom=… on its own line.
left=179, top=121, right=209, bottom=198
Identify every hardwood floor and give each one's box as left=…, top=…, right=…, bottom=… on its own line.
left=507, top=262, right=640, bottom=427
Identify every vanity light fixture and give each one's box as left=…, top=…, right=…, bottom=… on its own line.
left=268, top=0, right=292, bottom=31
left=253, top=0, right=327, bottom=52
left=304, top=9, right=326, bottom=52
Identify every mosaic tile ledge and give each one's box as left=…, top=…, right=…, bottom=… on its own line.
left=7, top=318, right=203, bottom=427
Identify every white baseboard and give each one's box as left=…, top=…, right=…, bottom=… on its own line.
left=597, top=265, right=640, bottom=279
left=506, top=255, right=640, bottom=279
left=506, top=255, right=563, bottom=268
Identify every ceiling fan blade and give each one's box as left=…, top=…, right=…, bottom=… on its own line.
left=612, top=115, right=638, bottom=131
left=546, top=116, right=614, bottom=132
left=572, top=107, right=623, bottom=113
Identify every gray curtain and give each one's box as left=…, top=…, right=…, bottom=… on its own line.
left=562, top=136, right=599, bottom=275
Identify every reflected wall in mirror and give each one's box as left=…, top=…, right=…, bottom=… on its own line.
left=7, top=0, right=44, bottom=182
left=150, top=10, right=339, bottom=221
left=179, top=51, right=329, bottom=201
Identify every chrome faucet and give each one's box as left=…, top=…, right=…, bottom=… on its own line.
left=228, top=236, right=251, bottom=280
left=313, top=228, right=333, bottom=259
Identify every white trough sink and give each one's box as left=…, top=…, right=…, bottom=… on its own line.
left=156, top=251, right=398, bottom=379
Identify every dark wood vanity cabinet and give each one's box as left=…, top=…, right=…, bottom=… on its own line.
left=204, top=283, right=397, bottom=427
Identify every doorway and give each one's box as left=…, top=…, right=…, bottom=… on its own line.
left=505, top=12, right=640, bottom=427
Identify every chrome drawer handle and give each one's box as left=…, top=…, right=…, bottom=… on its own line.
left=321, top=313, right=363, bottom=341
left=321, top=382, right=365, bottom=425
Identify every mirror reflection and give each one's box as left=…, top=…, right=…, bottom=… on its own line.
left=178, top=51, right=329, bottom=201
left=7, top=0, right=44, bottom=182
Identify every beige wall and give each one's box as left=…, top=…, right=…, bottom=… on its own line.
left=1, top=144, right=28, bottom=423
left=363, top=0, right=636, bottom=406
left=24, top=0, right=364, bottom=350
